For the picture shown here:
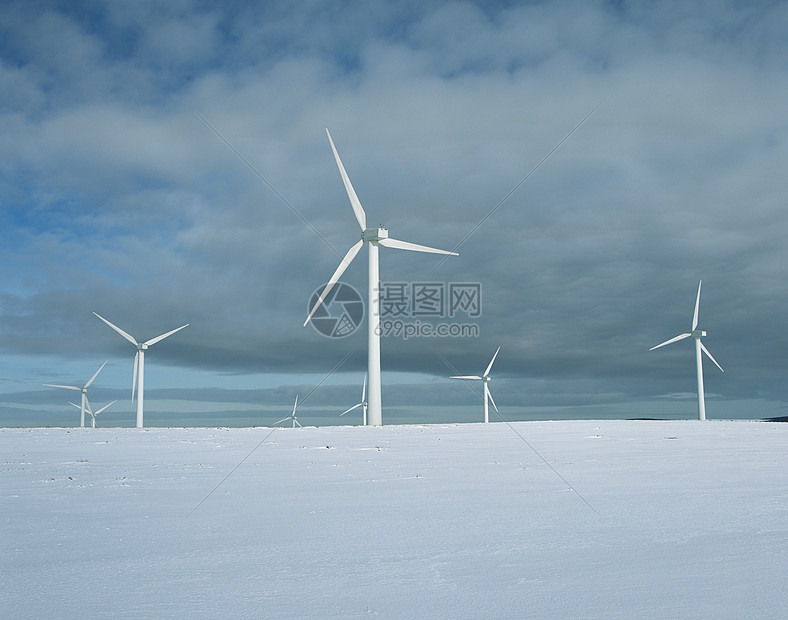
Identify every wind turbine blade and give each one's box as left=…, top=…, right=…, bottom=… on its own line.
left=292, top=395, right=299, bottom=415
left=68, top=402, right=81, bottom=409
left=84, top=396, right=93, bottom=415
left=94, top=400, right=117, bottom=415
left=340, top=403, right=362, bottom=416
left=273, top=417, right=290, bottom=426
left=450, top=375, right=482, bottom=380
left=132, top=351, right=139, bottom=401
left=692, top=280, right=702, bottom=331
left=361, top=374, right=367, bottom=401
left=326, top=128, right=366, bottom=230
left=145, top=323, right=189, bottom=346
left=484, top=346, right=501, bottom=377
left=84, top=360, right=108, bottom=389
left=304, top=239, right=363, bottom=325
left=295, top=420, right=302, bottom=428
left=700, top=342, right=724, bottom=372
left=379, top=237, right=458, bottom=256
left=93, top=312, right=138, bottom=346
left=44, top=384, right=81, bottom=391
left=649, top=333, right=691, bottom=351
left=488, top=389, right=499, bottom=413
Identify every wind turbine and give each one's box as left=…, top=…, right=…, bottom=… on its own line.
left=44, top=361, right=108, bottom=428
left=305, top=129, right=458, bottom=426
left=93, top=312, right=189, bottom=429
left=340, top=374, right=368, bottom=425
left=71, top=399, right=116, bottom=428
left=274, top=395, right=302, bottom=428
left=650, top=280, right=724, bottom=421
left=450, top=346, right=500, bottom=423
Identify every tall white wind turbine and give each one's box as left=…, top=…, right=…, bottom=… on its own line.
left=305, top=129, right=458, bottom=426
left=450, top=346, right=500, bottom=423
left=339, top=374, right=368, bottom=425
left=45, top=360, right=108, bottom=428
left=93, top=312, right=189, bottom=428
left=274, top=395, right=302, bottom=428
left=650, top=281, right=724, bottom=421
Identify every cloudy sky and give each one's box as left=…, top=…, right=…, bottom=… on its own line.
left=2, top=0, right=787, bottom=426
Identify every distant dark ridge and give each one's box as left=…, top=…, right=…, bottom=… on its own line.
left=627, top=418, right=665, bottom=421
left=762, top=416, right=788, bottom=422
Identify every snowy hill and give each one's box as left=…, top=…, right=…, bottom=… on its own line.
left=2, top=420, right=786, bottom=618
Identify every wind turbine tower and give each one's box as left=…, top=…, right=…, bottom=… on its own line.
left=340, top=374, right=368, bottom=425
left=72, top=400, right=117, bottom=428
left=45, top=360, right=108, bottom=428
left=274, top=395, right=302, bottom=428
left=93, top=313, right=189, bottom=428
left=650, top=281, right=724, bottom=420
left=305, top=129, right=458, bottom=426
left=450, top=346, right=500, bottom=423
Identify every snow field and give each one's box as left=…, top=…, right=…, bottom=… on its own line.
left=2, top=420, right=786, bottom=618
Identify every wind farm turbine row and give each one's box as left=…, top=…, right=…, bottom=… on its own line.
left=442, top=282, right=725, bottom=424
left=46, top=314, right=190, bottom=428
left=42, top=130, right=724, bottom=428
left=69, top=399, right=117, bottom=428
left=305, top=130, right=724, bottom=425
left=44, top=360, right=108, bottom=428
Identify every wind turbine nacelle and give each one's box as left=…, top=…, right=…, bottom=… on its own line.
left=363, top=227, right=388, bottom=242
left=691, top=330, right=707, bottom=338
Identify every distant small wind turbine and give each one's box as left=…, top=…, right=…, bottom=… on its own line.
left=93, top=312, right=189, bottom=429
left=274, top=395, right=302, bottom=428
left=450, top=346, right=500, bottom=423
left=305, top=129, right=458, bottom=426
left=340, top=374, right=368, bottom=425
left=71, top=399, right=116, bottom=428
left=45, top=361, right=108, bottom=428
left=650, top=280, right=724, bottom=421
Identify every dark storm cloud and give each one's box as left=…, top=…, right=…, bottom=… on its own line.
left=2, top=0, right=788, bottom=423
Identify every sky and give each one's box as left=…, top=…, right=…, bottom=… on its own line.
left=2, top=0, right=788, bottom=426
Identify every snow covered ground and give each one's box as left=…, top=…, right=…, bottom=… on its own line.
left=2, top=420, right=786, bottom=619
